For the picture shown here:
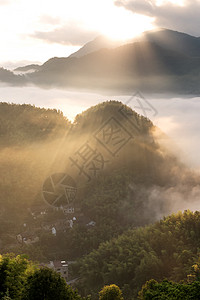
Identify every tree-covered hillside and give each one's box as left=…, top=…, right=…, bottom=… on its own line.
left=75, top=210, right=200, bottom=299
left=1, top=102, right=200, bottom=299
left=0, top=101, right=198, bottom=264
left=0, top=102, right=70, bottom=146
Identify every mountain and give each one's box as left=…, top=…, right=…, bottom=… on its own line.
left=0, top=101, right=198, bottom=263
left=1, top=28, right=197, bottom=94
left=25, top=31, right=200, bottom=94
left=14, top=64, right=41, bottom=73
left=1, top=101, right=200, bottom=299
left=13, top=35, right=122, bottom=74
left=69, top=35, right=123, bottom=58
left=0, top=67, right=26, bottom=85
left=16, top=28, right=198, bottom=74
left=140, top=28, right=200, bottom=57
left=2, top=28, right=200, bottom=94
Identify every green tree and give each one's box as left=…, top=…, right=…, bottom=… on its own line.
left=138, top=279, right=200, bottom=300
left=99, top=284, right=123, bottom=300
left=0, top=254, right=33, bottom=300
left=22, top=267, right=81, bottom=300
left=2, top=289, right=12, bottom=300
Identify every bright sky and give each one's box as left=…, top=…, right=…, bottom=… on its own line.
left=0, top=0, right=190, bottom=67
left=0, top=0, right=154, bottom=66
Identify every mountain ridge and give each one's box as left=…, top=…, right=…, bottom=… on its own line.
left=2, top=28, right=200, bottom=94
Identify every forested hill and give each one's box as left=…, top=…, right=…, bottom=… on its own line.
left=0, top=101, right=199, bottom=267
left=75, top=210, right=200, bottom=299
left=0, top=102, right=70, bottom=146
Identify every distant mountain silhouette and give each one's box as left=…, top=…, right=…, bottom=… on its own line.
left=140, top=28, right=200, bottom=57
left=14, top=64, right=41, bottom=73
left=2, top=28, right=200, bottom=94
left=0, top=68, right=26, bottom=86
left=69, top=35, right=123, bottom=58
left=13, top=36, right=122, bottom=74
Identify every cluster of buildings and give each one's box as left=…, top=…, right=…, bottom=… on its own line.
left=16, top=204, right=96, bottom=246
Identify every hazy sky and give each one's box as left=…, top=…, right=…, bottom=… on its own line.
left=0, top=0, right=197, bottom=67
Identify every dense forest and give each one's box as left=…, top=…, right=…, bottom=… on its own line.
left=0, top=101, right=200, bottom=299
left=2, top=211, right=200, bottom=299
left=0, top=102, right=70, bottom=146
left=74, top=210, right=200, bottom=299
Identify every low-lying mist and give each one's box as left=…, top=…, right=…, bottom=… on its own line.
left=0, top=89, right=200, bottom=226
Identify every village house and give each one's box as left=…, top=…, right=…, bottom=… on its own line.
left=16, top=232, right=39, bottom=245
left=48, top=260, right=69, bottom=282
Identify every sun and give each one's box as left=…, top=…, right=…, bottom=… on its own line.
left=0, top=0, right=156, bottom=63
left=102, top=12, right=155, bottom=41
left=80, top=0, right=155, bottom=41
left=101, top=7, right=154, bottom=41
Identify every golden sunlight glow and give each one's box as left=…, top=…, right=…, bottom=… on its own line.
left=97, top=11, right=154, bottom=41
left=81, top=1, right=155, bottom=41
left=0, top=0, right=155, bottom=63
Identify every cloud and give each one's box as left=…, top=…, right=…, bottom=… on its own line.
left=31, top=22, right=100, bottom=46
left=114, top=0, right=200, bottom=36
left=115, top=0, right=154, bottom=15
left=39, top=15, right=61, bottom=26
left=137, top=183, right=200, bottom=222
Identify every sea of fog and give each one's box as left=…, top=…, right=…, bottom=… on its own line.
left=0, top=85, right=200, bottom=169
